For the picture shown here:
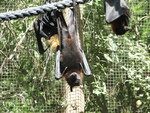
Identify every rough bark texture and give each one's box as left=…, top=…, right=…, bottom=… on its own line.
left=62, top=4, right=85, bottom=113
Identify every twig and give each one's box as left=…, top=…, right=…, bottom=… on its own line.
left=8, top=21, right=34, bottom=60
left=0, top=20, right=35, bottom=74
left=40, top=54, right=51, bottom=82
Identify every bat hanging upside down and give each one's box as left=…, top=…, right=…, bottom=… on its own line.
left=34, top=0, right=91, bottom=91
left=33, top=10, right=59, bottom=54
left=105, top=0, right=131, bottom=35
left=55, top=4, right=91, bottom=91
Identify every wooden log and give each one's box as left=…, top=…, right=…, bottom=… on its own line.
left=62, top=4, right=85, bottom=113
left=63, top=78, right=84, bottom=113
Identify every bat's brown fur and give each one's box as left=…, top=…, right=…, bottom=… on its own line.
left=46, top=34, right=59, bottom=52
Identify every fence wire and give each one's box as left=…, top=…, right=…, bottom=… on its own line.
left=0, top=0, right=150, bottom=113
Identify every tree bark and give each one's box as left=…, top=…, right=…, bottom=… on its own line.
left=62, top=5, right=85, bottom=113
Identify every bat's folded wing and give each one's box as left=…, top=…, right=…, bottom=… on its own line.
left=105, top=0, right=130, bottom=24
left=80, top=49, right=91, bottom=76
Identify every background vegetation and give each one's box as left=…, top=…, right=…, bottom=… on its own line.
left=0, top=0, right=149, bottom=113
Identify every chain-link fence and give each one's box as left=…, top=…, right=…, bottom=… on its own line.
left=0, top=0, right=150, bottom=113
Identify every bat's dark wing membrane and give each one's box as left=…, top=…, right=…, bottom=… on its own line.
left=57, top=12, right=68, bottom=38
left=55, top=11, right=68, bottom=79
left=34, top=11, right=58, bottom=54
left=68, top=2, right=91, bottom=76
left=34, top=20, right=45, bottom=54
left=80, top=49, right=91, bottom=76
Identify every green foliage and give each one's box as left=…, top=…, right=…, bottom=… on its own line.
left=105, top=35, right=150, bottom=112
left=0, top=0, right=63, bottom=112
left=0, top=0, right=150, bottom=112
left=0, top=17, right=63, bottom=112
left=83, top=0, right=150, bottom=112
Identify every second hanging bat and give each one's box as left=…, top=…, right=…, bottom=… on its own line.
left=105, top=0, right=131, bottom=35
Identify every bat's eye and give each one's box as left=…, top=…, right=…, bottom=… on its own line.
left=70, top=72, right=77, bottom=77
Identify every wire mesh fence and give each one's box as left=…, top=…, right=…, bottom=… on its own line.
left=0, top=0, right=150, bottom=113
left=105, top=1, right=150, bottom=112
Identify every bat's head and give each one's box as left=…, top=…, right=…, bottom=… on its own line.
left=115, top=26, right=131, bottom=35
left=66, top=72, right=83, bottom=92
left=110, top=15, right=131, bottom=35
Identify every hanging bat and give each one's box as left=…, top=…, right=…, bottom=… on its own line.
left=105, top=0, right=131, bottom=35
left=34, top=0, right=91, bottom=91
left=55, top=5, right=91, bottom=91
left=34, top=4, right=59, bottom=54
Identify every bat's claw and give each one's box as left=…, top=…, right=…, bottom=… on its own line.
left=55, top=76, right=62, bottom=80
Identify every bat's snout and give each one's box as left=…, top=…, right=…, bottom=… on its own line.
left=66, top=72, right=83, bottom=91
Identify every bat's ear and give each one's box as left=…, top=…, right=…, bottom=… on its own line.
left=111, top=15, right=131, bottom=35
